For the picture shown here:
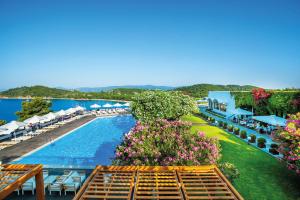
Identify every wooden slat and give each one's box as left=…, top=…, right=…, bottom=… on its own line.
left=73, top=165, right=244, bottom=200
left=0, top=164, right=44, bottom=200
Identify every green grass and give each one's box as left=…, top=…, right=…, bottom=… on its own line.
left=182, top=115, right=300, bottom=200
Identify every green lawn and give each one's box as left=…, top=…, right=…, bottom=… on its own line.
left=182, top=115, right=300, bottom=200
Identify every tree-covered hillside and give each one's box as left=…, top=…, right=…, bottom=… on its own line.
left=0, top=85, right=146, bottom=100
left=176, top=84, right=256, bottom=98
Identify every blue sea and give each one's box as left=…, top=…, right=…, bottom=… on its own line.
left=0, top=98, right=125, bottom=122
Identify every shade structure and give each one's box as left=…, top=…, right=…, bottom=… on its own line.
left=65, top=108, right=77, bottom=115
left=252, top=115, right=286, bottom=127
left=74, top=165, right=244, bottom=200
left=103, top=103, right=112, bottom=108
left=123, top=102, right=130, bottom=107
left=41, top=112, right=57, bottom=123
left=90, top=104, right=101, bottom=109
left=75, top=105, right=85, bottom=111
left=55, top=110, right=66, bottom=117
left=24, top=115, right=43, bottom=125
left=0, top=121, right=26, bottom=132
left=113, top=103, right=123, bottom=107
left=231, top=108, right=253, bottom=116
left=0, top=164, right=45, bottom=200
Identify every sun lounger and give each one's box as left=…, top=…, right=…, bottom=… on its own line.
left=21, top=170, right=48, bottom=195
left=49, top=171, right=72, bottom=196
left=44, top=175, right=58, bottom=192
left=63, top=171, right=86, bottom=195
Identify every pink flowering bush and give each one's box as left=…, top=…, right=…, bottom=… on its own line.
left=274, top=113, right=300, bottom=174
left=113, top=119, right=221, bottom=166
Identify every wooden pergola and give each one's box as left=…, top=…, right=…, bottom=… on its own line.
left=74, top=165, right=244, bottom=200
left=0, top=164, right=45, bottom=200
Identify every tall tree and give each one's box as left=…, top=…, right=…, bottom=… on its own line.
left=131, top=91, right=198, bottom=123
left=16, top=97, right=52, bottom=121
left=0, top=120, right=6, bottom=126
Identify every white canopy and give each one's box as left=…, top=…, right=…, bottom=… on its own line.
left=65, top=108, right=77, bottom=115
left=24, top=115, right=43, bottom=125
left=75, top=106, right=85, bottom=111
left=90, top=104, right=101, bottom=109
left=252, top=115, right=286, bottom=127
left=123, top=102, right=130, bottom=107
left=103, top=103, right=112, bottom=108
left=0, top=128, right=13, bottom=135
left=55, top=110, right=66, bottom=117
left=0, top=121, right=26, bottom=132
left=41, top=112, right=57, bottom=122
left=113, top=103, right=123, bottom=107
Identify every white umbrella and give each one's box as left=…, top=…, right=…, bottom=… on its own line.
left=24, top=115, right=43, bottom=125
left=103, top=103, right=112, bottom=108
left=90, top=104, right=101, bottom=109
left=123, top=102, right=130, bottom=107
left=113, top=103, right=123, bottom=107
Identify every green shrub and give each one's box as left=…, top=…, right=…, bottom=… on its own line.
left=227, top=125, right=233, bottom=132
left=218, top=162, right=240, bottom=182
left=223, top=122, right=228, bottom=129
left=240, top=130, right=247, bottom=139
left=270, top=143, right=279, bottom=149
left=257, top=137, right=266, bottom=143
left=218, top=121, right=223, bottom=127
left=248, top=134, right=256, bottom=143
left=233, top=127, right=239, bottom=135
left=257, top=137, right=266, bottom=148
left=269, top=148, right=279, bottom=155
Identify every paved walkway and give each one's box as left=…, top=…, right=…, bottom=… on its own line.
left=0, top=115, right=96, bottom=164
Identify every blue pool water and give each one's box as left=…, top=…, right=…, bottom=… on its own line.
left=13, top=115, right=136, bottom=169
left=0, top=99, right=124, bottom=122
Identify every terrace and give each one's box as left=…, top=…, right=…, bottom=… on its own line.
left=74, top=165, right=243, bottom=200
left=0, top=164, right=243, bottom=200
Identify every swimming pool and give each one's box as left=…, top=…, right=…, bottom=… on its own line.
left=13, top=115, right=136, bottom=169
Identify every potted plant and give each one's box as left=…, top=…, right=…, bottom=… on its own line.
left=248, top=134, right=256, bottom=143
left=233, top=127, right=240, bottom=135
left=227, top=125, right=233, bottom=132
left=269, top=143, right=279, bottom=155
left=218, top=121, right=223, bottom=127
left=240, top=130, right=247, bottom=139
left=223, top=122, right=228, bottom=129
left=257, top=137, right=266, bottom=148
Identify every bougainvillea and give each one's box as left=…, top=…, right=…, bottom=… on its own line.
left=113, top=119, right=221, bottom=166
left=252, top=88, right=271, bottom=105
left=274, top=113, right=300, bottom=174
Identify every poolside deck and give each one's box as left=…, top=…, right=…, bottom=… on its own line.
left=0, top=115, right=96, bottom=164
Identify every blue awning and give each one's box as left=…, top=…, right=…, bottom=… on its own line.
left=230, top=108, right=253, bottom=116
left=252, top=115, right=286, bottom=126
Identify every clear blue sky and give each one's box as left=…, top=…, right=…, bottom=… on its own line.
left=0, top=0, right=299, bottom=89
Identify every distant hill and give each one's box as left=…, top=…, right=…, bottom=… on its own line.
left=0, top=86, right=76, bottom=98
left=176, top=84, right=257, bottom=98
left=76, top=85, right=175, bottom=92
left=0, top=85, right=146, bottom=100
left=0, top=84, right=257, bottom=100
